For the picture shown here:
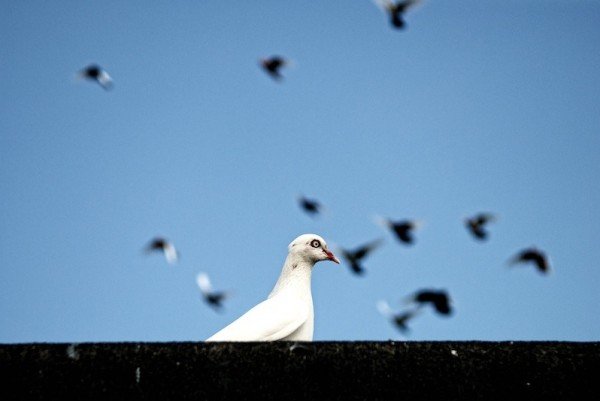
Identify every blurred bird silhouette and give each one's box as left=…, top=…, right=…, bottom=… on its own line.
left=372, top=0, right=422, bottom=30
left=509, top=247, right=551, bottom=274
left=465, top=213, right=497, bottom=241
left=337, top=239, right=383, bottom=275
left=377, top=300, right=420, bottom=334
left=259, top=56, right=289, bottom=81
left=406, top=289, right=453, bottom=316
left=144, top=237, right=178, bottom=265
left=196, top=272, right=230, bottom=311
left=297, top=195, right=322, bottom=217
left=78, top=64, right=113, bottom=90
left=376, top=217, right=422, bottom=245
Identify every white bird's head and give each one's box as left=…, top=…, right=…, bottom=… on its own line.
left=288, top=234, right=340, bottom=265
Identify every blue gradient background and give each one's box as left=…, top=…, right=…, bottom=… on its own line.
left=1, top=1, right=599, bottom=342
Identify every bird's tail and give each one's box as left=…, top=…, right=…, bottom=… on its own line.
left=400, top=291, right=418, bottom=306
left=486, top=213, right=499, bottom=223
left=506, top=254, right=522, bottom=267
left=284, top=58, right=296, bottom=68
left=411, top=219, right=425, bottom=230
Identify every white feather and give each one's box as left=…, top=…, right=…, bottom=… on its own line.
left=163, top=243, right=178, bottom=264
left=196, top=272, right=213, bottom=295
left=96, top=71, right=113, bottom=89
left=206, top=294, right=308, bottom=341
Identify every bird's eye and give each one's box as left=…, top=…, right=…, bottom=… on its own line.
left=311, top=240, right=321, bottom=248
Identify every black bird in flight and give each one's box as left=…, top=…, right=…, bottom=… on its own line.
left=196, top=272, right=230, bottom=311
left=144, top=237, right=179, bottom=265
left=376, top=217, right=423, bottom=245
left=78, top=64, right=113, bottom=90
left=297, top=195, right=322, bottom=217
left=465, top=213, right=497, bottom=241
left=259, top=56, right=289, bottom=81
left=509, top=247, right=551, bottom=274
left=337, top=239, right=383, bottom=275
left=407, top=289, right=453, bottom=316
left=373, top=0, right=422, bottom=30
left=377, top=300, right=421, bottom=334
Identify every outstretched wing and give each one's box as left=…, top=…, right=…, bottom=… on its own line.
left=163, top=243, right=178, bottom=264
left=354, top=239, right=383, bottom=259
left=372, top=0, right=422, bottom=13
left=196, top=272, right=213, bottom=295
left=372, top=0, right=393, bottom=13
left=397, top=0, right=422, bottom=13
left=205, top=295, right=308, bottom=341
left=96, top=70, right=113, bottom=90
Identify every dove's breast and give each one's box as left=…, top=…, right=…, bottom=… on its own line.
left=281, top=299, right=314, bottom=341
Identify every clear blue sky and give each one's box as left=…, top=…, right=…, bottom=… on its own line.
left=1, top=0, right=599, bottom=343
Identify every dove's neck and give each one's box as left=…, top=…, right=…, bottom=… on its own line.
left=268, top=253, right=314, bottom=299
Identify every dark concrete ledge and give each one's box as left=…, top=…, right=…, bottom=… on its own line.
left=0, top=341, right=598, bottom=400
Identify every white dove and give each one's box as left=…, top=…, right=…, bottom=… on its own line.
left=205, top=234, right=339, bottom=342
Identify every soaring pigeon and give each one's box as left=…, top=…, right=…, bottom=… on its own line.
left=377, top=300, right=420, bottom=333
left=144, top=237, right=178, bottom=265
left=407, top=289, right=453, bottom=316
left=259, top=56, right=289, bottom=81
left=206, top=234, right=339, bottom=341
left=196, top=272, right=230, bottom=311
left=465, top=213, right=497, bottom=241
left=509, top=247, right=551, bottom=274
left=372, top=0, right=422, bottom=29
left=376, top=217, right=422, bottom=245
left=78, top=64, right=113, bottom=90
left=297, top=195, right=322, bottom=217
left=337, top=239, right=383, bottom=275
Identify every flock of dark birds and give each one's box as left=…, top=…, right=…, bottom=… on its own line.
left=76, top=0, right=552, bottom=337
left=140, top=191, right=551, bottom=336
left=296, top=194, right=552, bottom=334
left=77, top=0, right=424, bottom=91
